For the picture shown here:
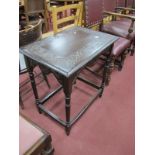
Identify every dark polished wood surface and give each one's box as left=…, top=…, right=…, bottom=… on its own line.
left=20, top=26, right=118, bottom=77
left=20, top=26, right=118, bottom=135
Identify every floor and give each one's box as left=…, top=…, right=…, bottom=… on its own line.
left=20, top=54, right=135, bottom=155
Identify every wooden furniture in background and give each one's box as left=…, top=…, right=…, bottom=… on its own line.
left=49, top=0, right=82, bottom=5
left=48, top=2, right=83, bottom=34
left=23, top=0, right=49, bottom=32
left=46, top=0, right=82, bottom=31
left=102, top=0, right=135, bottom=56
left=43, top=1, right=83, bottom=37
left=19, top=114, right=54, bottom=155
left=83, top=0, right=131, bottom=85
left=19, top=20, right=50, bottom=109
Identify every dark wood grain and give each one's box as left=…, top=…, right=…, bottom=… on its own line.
left=20, top=26, right=118, bottom=135
left=20, top=26, right=118, bottom=77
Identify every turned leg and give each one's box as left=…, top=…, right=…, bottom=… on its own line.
left=118, top=50, right=128, bottom=71
left=99, top=45, right=115, bottom=97
left=99, top=60, right=109, bottom=97
left=105, top=56, right=115, bottom=86
left=25, top=57, right=41, bottom=113
left=65, top=94, right=71, bottom=135
left=104, top=45, right=115, bottom=86
left=62, top=76, right=74, bottom=135
left=130, top=40, right=135, bottom=56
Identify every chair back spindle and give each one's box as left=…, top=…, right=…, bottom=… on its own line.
left=48, top=2, right=83, bottom=34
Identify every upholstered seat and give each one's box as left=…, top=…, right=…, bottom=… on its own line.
left=82, top=0, right=131, bottom=87
left=19, top=116, right=44, bottom=155
left=102, top=0, right=135, bottom=50
left=19, top=115, right=54, bottom=155
left=112, top=37, right=130, bottom=56
left=102, top=20, right=135, bottom=39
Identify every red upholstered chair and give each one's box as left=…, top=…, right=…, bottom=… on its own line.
left=102, top=0, right=135, bottom=55
left=19, top=114, right=54, bottom=155
left=83, top=0, right=131, bottom=85
left=103, top=0, right=135, bottom=38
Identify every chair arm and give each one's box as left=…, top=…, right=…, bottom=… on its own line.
left=104, top=11, right=135, bottom=21
left=115, top=7, right=135, bottom=15
left=103, top=11, right=135, bottom=35
left=115, top=7, right=135, bottom=12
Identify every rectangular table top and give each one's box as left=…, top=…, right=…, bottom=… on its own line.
left=20, top=26, right=118, bottom=77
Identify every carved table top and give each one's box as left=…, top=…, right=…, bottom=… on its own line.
left=20, top=26, right=118, bottom=77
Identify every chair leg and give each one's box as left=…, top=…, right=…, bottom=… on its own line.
left=39, top=66, right=51, bottom=88
left=130, top=43, right=135, bottom=56
left=42, top=73, right=51, bottom=88
left=130, top=40, right=135, bottom=56
left=117, top=50, right=128, bottom=71
left=105, top=56, right=115, bottom=86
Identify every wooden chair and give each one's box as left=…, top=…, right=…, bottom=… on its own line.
left=83, top=0, right=131, bottom=85
left=23, top=0, right=49, bottom=32
left=102, top=0, right=135, bottom=55
left=49, top=0, right=82, bottom=6
left=47, top=1, right=83, bottom=34
left=19, top=20, right=50, bottom=109
left=43, top=0, right=83, bottom=34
